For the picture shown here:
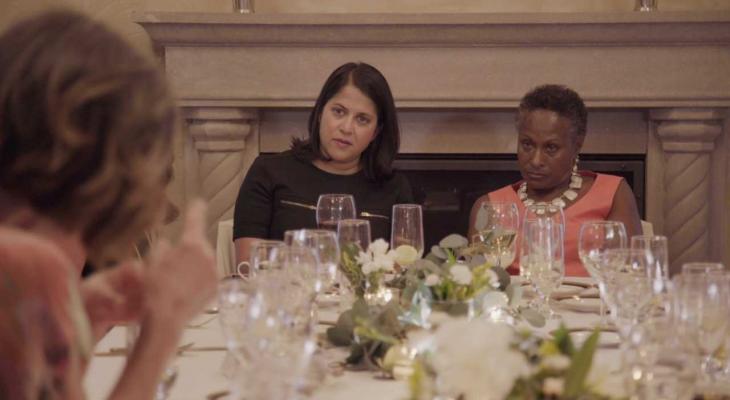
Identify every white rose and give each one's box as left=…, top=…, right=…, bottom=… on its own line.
left=431, top=319, right=530, bottom=400
left=542, top=377, right=565, bottom=396
left=449, top=264, right=473, bottom=285
left=369, top=238, right=390, bottom=256
left=541, top=354, right=571, bottom=371
left=373, top=252, right=395, bottom=272
left=425, top=274, right=441, bottom=286
left=361, top=261, right=376, bottom=275
left=356, top=251, right=372, bottom=266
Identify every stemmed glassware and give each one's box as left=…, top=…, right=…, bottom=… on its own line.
left=316, top=194, right=356, bottom=231
left=472, top=202, right=519, bottom=269
left=523, top=218, right=565, bottom=320
left=390, top=204, right=425, bottom=264
left=673, top=269, right=730, bottom=384
left=578, top=220, right=627, bottom=326
left=218, top=277, right=262, bottom=398
left=601, top=248, right=653, bottom=338
left=285, top=229, right=342, bottom=298
left=520, top=204, right=565, bottom=283
left=631, top=235, right=670, bottom=316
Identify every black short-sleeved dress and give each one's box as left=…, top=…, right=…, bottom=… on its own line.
left=233, top=151, right=414, bottom=242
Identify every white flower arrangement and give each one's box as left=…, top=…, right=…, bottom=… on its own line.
left=411, top=318, right=530, bottom=400
left=356, top=239, right=397, bottom=275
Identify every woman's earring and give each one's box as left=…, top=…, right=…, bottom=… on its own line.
left=572, top=155, right=580, bottom=175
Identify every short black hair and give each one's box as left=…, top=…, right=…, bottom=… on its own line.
left=516, top=84, right=587, bottom=139
left=291, top=62, right=400, bottom=183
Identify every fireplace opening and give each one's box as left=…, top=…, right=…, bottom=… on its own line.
left=394, top=154, right=645, bottom=250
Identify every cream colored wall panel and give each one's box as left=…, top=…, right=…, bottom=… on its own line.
left=254, top=0, right=729, bottom=13
left=166, top=45, right=730, bottom=108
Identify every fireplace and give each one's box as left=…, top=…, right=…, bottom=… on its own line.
left=395, top=154, right=645, bottom=249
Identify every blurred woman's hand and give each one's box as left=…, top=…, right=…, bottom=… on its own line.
left=142, top=200, right=217, bottom=330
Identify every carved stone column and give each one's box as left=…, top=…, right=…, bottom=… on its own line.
left=652, top=108, right=724, bottom=274
left=184, top=108, right=260, bottom=241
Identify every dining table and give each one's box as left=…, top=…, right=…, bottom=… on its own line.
left=83, top=279, right=629, bottom=399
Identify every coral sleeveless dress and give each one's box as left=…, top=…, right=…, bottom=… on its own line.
left=487, top=172, right=622, bottom=277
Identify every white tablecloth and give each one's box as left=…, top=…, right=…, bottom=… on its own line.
left=84, top=281, right=621, bottom=399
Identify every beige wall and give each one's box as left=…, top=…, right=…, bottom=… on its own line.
left=2, top=0, right=730, bottom=55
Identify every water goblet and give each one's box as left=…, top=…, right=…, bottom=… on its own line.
left=285, top=229, right=342, bottom=298
left=519, top=203, right=564, bottom=288
left=316, top=194, right=356, bottom=231
left=524, top=218, right=564, bottom=321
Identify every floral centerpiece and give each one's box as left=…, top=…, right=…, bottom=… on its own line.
left=409, top=318, right=614, bottom=400
left=339, top=238, right=399, bottom=298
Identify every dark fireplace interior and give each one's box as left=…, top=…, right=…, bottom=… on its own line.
left=395, top=154, right=645, bottom=250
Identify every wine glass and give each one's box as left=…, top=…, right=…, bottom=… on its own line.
left=674, top=270, right=730, bottom=384
left=472, top=202, right=519, bottom=269
left=390, top=204, right=424, bottom=264
left=316, top=194, right=356, bottom=231
left=523, top=218, right=564, bottom=320
left=623, top=317, right=699, bottom=400
left=578, top=220, right=627, bottom=326
left=285, top=229, right=342, bottom=297
left=218, top=277, right=262, bottom=398
left=602, top=248, right=652, bottom=338
left=520, top=204, right=565, bottom=282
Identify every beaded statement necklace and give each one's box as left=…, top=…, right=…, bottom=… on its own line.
left=517, top=171, right=583, bottom=209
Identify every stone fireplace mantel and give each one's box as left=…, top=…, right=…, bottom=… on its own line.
left=136, top=11, right=730, bottom=272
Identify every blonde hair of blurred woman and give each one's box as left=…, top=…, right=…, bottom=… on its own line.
left=0, top=9, right=178, bottom=266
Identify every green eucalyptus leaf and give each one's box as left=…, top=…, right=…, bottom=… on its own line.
left=430, top=245, right=448, bottom=260
left=563, top=329, right=600, bottom=397
left=438, top=234, right=468, bottom=249
left=351, top=298, right=370, bottom=320
left=505, top=283, right=523, bottom=307
left=327, top=324, right=354, bottom=347
left=520, top=308, right=546, bottom=328
left=491, top=266, right=511, bottom=290
left=425, top=253, right=444, bottom=265
left=346, top=343, right=365, bottom=364
left=553, top=325, right=576, bottom=356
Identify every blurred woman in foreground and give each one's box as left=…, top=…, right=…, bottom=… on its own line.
left=0, top=10, right=217, bottom=399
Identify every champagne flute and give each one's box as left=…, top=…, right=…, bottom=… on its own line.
left=316, top=194, right=356, bottom=231
left=631, top=235, right=670, bottom=315
left=524, top=218, right=564, bottom=321
left=472, top=202, right=519, bottom=269
left=390, top=204, right=424, bottom=265
left=578, top=220, right=627, bottom=326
